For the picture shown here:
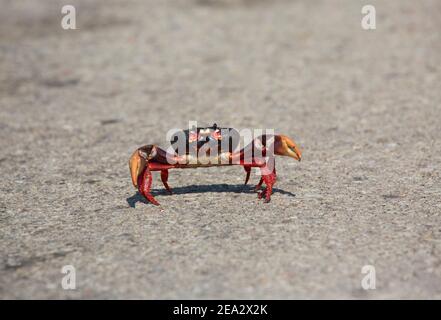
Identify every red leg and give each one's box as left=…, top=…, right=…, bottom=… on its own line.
left=160, top=169, right=172, bottom=194
left=242, top=164, right=263, bottom=191
left=255, top=177, right=264, bottom=192
left=138, top=166, right=160, bottom=206
left=244, top=166, right=251, bottom=185
left=244, top=166, right=266, bottom=193
left=258, top=168, right=276, bottom=203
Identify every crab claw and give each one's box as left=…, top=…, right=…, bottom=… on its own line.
left=274, top=135, right=302, bottom=161
left=129, top=145, right=161, bottom=206
left=129, top=149, right=146, bottom=188
left=129, top=145, right=157, bottom=188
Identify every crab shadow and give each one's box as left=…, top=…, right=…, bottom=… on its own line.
left=126, top=184, right=296, bottom=207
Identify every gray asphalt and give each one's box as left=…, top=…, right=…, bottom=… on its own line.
left=1, top=0, right=440, bottom=299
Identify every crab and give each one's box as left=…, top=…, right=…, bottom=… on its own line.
left=129, top=125, right=302, bottom=205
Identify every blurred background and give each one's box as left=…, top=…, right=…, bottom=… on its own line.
left=1, top=0, right=440, bottom=299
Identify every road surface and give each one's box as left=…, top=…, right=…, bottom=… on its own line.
left=1, top=0, right=440, bottom=299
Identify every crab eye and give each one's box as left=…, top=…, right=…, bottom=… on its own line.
left=211, top=130, right=222, bottom=140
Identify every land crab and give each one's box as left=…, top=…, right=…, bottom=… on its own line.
left=129, top=124, right=301, bottom=205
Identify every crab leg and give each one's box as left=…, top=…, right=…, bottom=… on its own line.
left=138, top=166, right=160, bottom=206
left=255, top=177, right=264, bottom=191
left=160, top=169, right=172, bottom=194
left=244, top=166, right=251, bottom=185
left=244, top=166, right=265, bottom=192
left=241, top=159, right=267, bottom=192
left=257, top=167, right=276, bottom=203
